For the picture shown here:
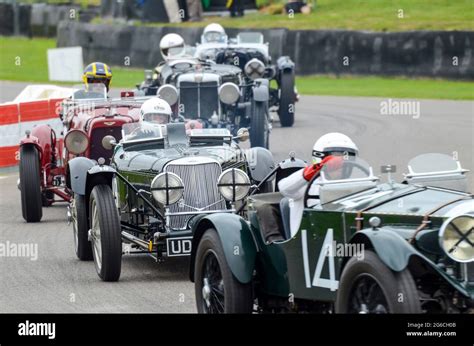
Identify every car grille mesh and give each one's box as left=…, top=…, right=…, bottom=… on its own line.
left=165, top=161, right=226, bottom=229
left=179, top=81, right=219, bottom=119
left=90, top=126, right=122, bottom=164
left=467, top=263, right=474, bottom=283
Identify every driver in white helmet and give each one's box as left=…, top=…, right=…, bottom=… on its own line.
left=128, top=98, right=172, bottom=141
left=150, top=33, right=188, bottom=85
left=278, top=133, right=359, bottom=237
left=201, top=23, right=227, bottom=44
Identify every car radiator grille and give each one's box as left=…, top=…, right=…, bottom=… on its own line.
left=90, top=126, right=123, bottom=164
left=179, top=81, right=219, bottom=119
left=466, top=263, right=474, bottom=283
left=165, top=161, right=226, bottom=229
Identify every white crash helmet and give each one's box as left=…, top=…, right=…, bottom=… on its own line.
left=160, top=33, right=186, bottom=60
left=312, top=132, right=359, bottom=164
left=201, top=23, right=227, bottom=44
left=140, top=97, right=172, bottom=125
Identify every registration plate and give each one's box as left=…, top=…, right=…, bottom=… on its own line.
left=166, top=237, right=193, bottom=257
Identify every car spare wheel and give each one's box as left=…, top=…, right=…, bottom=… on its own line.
left=89, top=184, right=122, bottom=282
left=19, top=145, right=43, bottom=222
left=195, top=228, right=253, bottom=313
left=335, top=250, right=421, bottom=313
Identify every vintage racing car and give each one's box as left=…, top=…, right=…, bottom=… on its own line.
left=195, top=31, right=298, bottom=128
left=67, top=121, right=275, bottom=282
left=18, top=85, right=141, bottom=222
left=189, top=153, right=473, bottom=313
left=138, top=57, right=272, bottom=149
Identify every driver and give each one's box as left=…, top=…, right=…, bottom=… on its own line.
left=141, top=97, right=172, bottom=126
left=201, top=23, right=227, bottom=44
left=82, top=62, right=113, bottom=93
left=278, top=133, right=359, bottom=237
left=150, top=34, right=188, bottom=86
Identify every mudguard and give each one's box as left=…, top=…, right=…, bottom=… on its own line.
left=247, top=147, right=275, bottom=182
left=190, top=213, right=258, bottom=284
left=67, top=158, right=116, bottom=195
left=349, top=227, right=473, bottom=298
left=277, top=56, right=295, bottom=72
left=252, top=78, right=269, bottom=102
left=21, top=125, right=56, bottom=166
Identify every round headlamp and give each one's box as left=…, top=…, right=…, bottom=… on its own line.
left=65, top=130, right=89, bottom=155
left=218, top=82, right=240, bottom=105
left=151, top=172, right=184, bottom=205
left=439, top=214, right=474, bottom=263
left=217, top=168, right=251, bottom=202
left=157, top=84, right=179, bottom=106
left=244, top=58, right=265, bottom=80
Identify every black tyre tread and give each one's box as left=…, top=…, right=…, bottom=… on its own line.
left=336, top=250, right=421, bottom=313
left=90, top=184, right=122, bottom=282
left=20, top=146, right=42, bottom=222
left=195, top=229, right=253, bottom=313
left=250, top=101, right=269, bottom=149
left=278, top=72, right=295, bottom=127
left=74, top=193, right=93, bottom=261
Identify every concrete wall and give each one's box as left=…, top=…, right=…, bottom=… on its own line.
left=57, top=22, right=474, bottom=79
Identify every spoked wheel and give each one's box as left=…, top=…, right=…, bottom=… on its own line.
left=347, top=274, right=389, bottom=313
left=72, top=193, right=92, bottom=261
left=89, top=184, right=122, bottom=282
left=201, top=250, right=225, bottom=313
left=19, top=145, right=43, bottom=222
left=195, top=229, right=252, bottom=313
left=336, top=250, right=421, bottom=313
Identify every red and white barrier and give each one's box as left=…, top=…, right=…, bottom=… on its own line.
left=0, top=85, right=72, bottom=168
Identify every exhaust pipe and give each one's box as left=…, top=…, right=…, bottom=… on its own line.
left=121, top=231, right=149, bottom=251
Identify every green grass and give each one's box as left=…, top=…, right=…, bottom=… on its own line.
left=1, top=36, right=473, bottom=100
left=144, top=0, right=473, bottom=31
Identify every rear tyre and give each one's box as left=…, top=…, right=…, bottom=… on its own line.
left=336, top=250, right=421, bottom=313
left=73, top=193, right=93, bottom=261
left=250, top=100, right=269, bottom=149
left=19, top=146, right=42, bottom=222
left=277, top=72, right=295, bottom=127
left=195, top=229, right=253, bottom=313
left=89, top=184, right=122, bottom=282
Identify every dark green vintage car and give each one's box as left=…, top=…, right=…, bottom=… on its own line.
left=66, top=122, right=275, bottom=282
left=189, top=153, right=474, bottom=313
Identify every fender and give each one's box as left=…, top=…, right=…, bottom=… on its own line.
left=247, top=147, right=275, bottom=182
left=276, top=56, right=295, bottom=72
left=252, top=78, right=269, bottom=102
left=189, top=213, right=258, bottom=284
left=67, top=157, right=116, bottom=195
left=30, top=125, right=55, bottom=167
left=20, top=134, right=43, bottom=162
left=349, top=227, right=473, bottom=298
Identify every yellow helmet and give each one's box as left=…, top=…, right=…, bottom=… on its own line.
left=82, top=62, right=112, bottom=91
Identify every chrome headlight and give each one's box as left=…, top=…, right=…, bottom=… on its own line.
left=244, top=58, right=265, bottom=80
left=157, top=84, right=179, bottom=106
left=151, top=172, right=184, bottom=205
left=439, top=214, right=474, bottom=263
left=65, top=130, right=89, bottom=155
left=217, top=168, right=251, bottom=202
left=218, top=82, right=240, bottom=104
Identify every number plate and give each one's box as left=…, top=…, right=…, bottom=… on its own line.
left=166, top=237, right=193, bottom=257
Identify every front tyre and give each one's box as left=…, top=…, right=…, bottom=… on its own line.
left=72, top=193, right=92, bottom=261
left=19, top=146, right=42, bottom=222
left=89, top=184, right=122, bottom=282
left=336, top=250, right=421, bottom=313
left=277, top=71, right=295, bottom=127
left=195, top=229, right=253, bottom=313
left=250, top=100, right=269, bottom=149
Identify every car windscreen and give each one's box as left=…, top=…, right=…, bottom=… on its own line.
left=121, top=123, right=165, bottom=147
left=407, top=153, right=460, bottom=174
left=72, top=84, right=107, bottom=101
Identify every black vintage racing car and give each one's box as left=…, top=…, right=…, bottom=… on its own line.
left=189, top=153, right=473, bottom=313
left=66, top=121, right=275, bottom=281
left=137, top=57, right=272, bottom=149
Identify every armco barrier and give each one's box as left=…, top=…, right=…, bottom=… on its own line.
left=57, top=21, right=474, bottom=79
left=0, top=99, right=63, bottom=168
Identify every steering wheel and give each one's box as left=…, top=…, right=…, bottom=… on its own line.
left=303, top=160, right=371, bottom=208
